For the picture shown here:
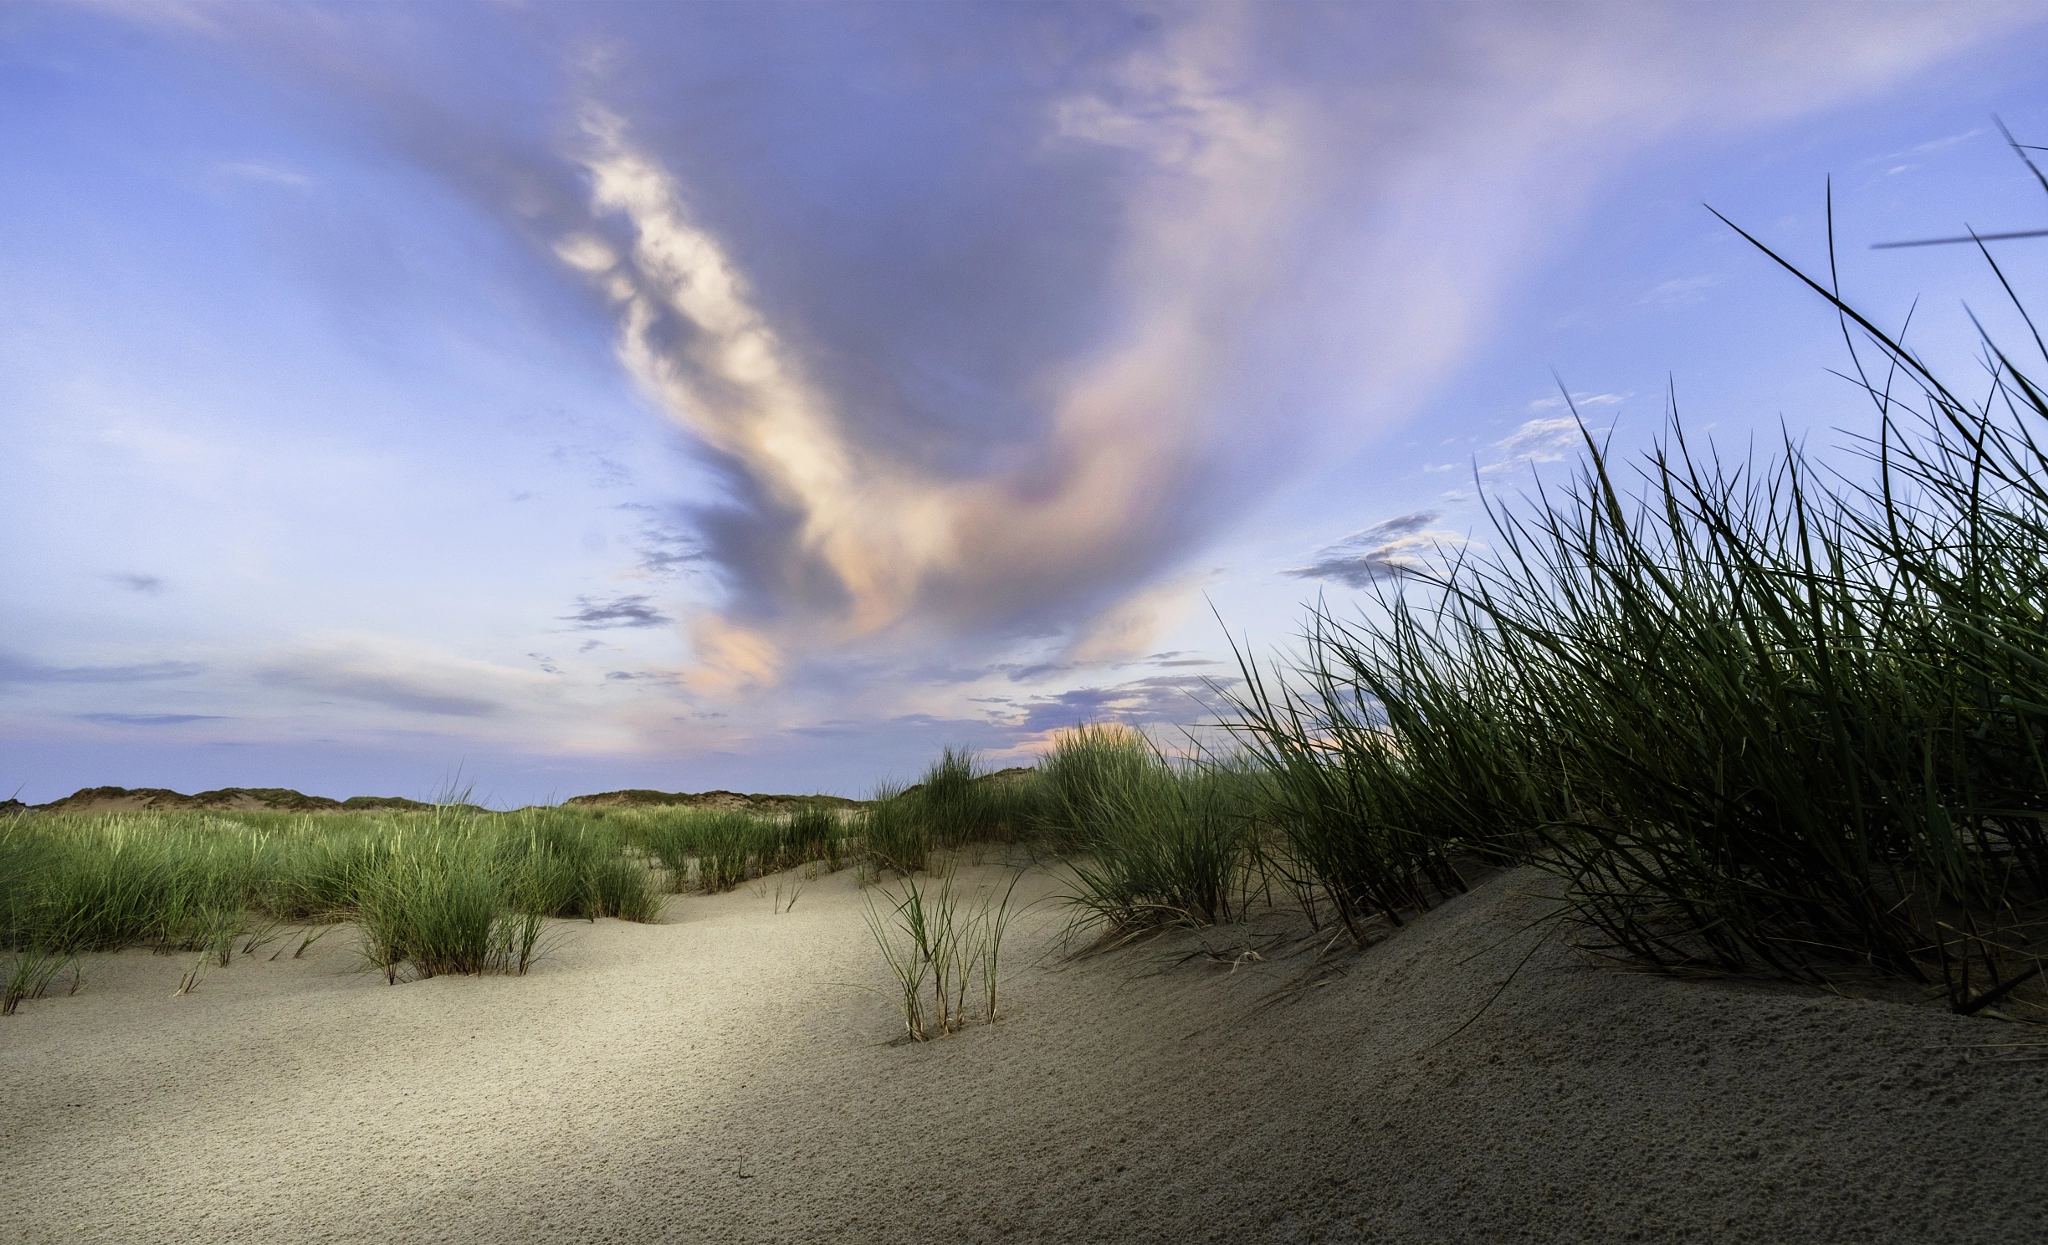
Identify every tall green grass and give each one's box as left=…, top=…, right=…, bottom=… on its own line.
left=1225, top=198, right=2048, bottom=1013
left=859, top=789, right=929, bottom=877
left=631, top=803, right=851, bottom=892
left=853, top=749, right=1041, bottom=879
left=865, top=732, right=1274, bottom=947
left=0, top=805, right=667, bottom=990
left=1038, top=723, right=1154, bottom=849
left=1049, top=728, right=1266, bottom=941
left=862, top=867, right=1024, bottom=1040
left=887, top=747, right=1046, bottom=852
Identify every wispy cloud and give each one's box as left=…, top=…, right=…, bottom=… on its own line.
left=213, top=160, right=312, bottom=189
left=625, top=514, right=702, bottom=577
left=258, top=637, right=539, bottom=717
left=78, top=712, right=226, bottom=726
left=550, top=444, right=631, bottom=489
left=1861, top=126, right=1987, bottom=168
left=1479, top=414, right=1609, bottom=475
left=557, top=11, right=1318, bottom=686
left=0, top=652, right=203, bottom=685
left=1641, top=275, right=1720, bottom=306
left=1528, top=392, right=1628, bottom=411
left=1006, top=672, right=1236, bottom=737
left=1285, top=511, right=1464, bottom=588
left=562, top=594, right=670, bottom=630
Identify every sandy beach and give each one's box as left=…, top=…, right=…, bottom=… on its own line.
left=3, top=859, right=2042, bottom=1244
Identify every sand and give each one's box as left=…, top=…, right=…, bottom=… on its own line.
left=3, top=860, right=2043, bottom=1244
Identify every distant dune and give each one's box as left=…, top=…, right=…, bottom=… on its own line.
left=562, top=788, right=862, bottom=813
left=18, top=787, right=440, bottom=815
left=8, top=774, right=1040, bottom=816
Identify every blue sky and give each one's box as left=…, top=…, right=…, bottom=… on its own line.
left=4, top=1, right=2047, bottom=804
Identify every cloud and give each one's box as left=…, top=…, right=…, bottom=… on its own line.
left=536, top=0, right=2015, bottom=693
left=1285, top=511, right=1464, bottom=587
left=562, top=594, right=670, bottom=629
left=558, top=11, right=1323, bottom=663
left=1143, top=651, right=1221, bottom=669
left=1861, top=126, right=1987, bottom=167
left=213, top=160, right=313, bottom=189
left=626, top=516, right=703, bottom=577
left=78, top=713, right=226, bottom=726
left=1007, top=673, right=1237, bottom=737
left=258, top=637, right=543, bottom=717
left=109, top=573, right=166, bottom=594
left=1528, top=392, right=1628, bottom=411
left=680, top=614, right=783, bottom=695
left=551, top=444, right=632, bottom=488
left=0, top=652, right=204, bottom=685
left=1641, top=276, right=1720, bottom=306
left=1482, top=415, right=1603, bottom=474
left=1911, top=127, right=1986, bottom=154
left=1066, top=574, right=1208, bottom=664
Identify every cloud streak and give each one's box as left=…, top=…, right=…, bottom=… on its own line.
left=1487, top=416, right=1597, bottom=472
left=258, top=637, right=537, bottom=717
left=562, top=594, right=671, bottom=630
left=0, top=652, right=203, bottom=686
left=551, top=11, right=1323, bottom=689
left=533, top=1, right=2023, bottom=701
left=1286, top=511, right=1466, bottom=588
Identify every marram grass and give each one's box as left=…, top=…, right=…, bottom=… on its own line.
left=0, top=804, right=667, bottom=986
left=1224, top=185, right=2048, bottom=1015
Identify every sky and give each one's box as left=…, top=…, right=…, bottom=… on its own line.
left=4, top=1, right=2048, bottom=805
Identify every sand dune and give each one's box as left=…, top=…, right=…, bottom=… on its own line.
left=2, top=860, right=2042, bottom=1244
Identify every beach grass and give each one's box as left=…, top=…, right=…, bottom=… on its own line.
left=861, top=863, right=1025, bottom=1039
left=1218, top=195, right=2048, bottom=1014
left=0, top=804, right=668, bottom=985
left=1058, top=744, right=1264, bottom=942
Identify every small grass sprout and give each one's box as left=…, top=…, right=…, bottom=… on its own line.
left=863, top=866, right=1027, bottom=1040
left=3, top=947, right=73, bottom=1015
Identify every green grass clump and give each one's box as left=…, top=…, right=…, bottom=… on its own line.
left=3, top=947, right=74, bottom=1015
left=629, top=803, right=850, bottom=894
left=1222, top=189, right=2048, bottom=1014
left=357, top=836, right=503, bottom=982
left=860, top=789, right=929, bottom=877
left=0, top=803, right=669, bottom=999
left=894, top=748, right=1046, bottom=850
left=1060, top=749, right=1262, bottom=940
left=786, top=802, right=842, bottom=871
left=862, top=867, right=1023, bottom=1040
left=1037, top=724, right=1154, bottom=849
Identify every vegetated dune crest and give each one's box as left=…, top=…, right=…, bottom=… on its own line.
left=1, top=859, right=2040, bottom=1245
left=563, top=788, right=863, bottom=813
left=15, top=786, right=441, bottom=815
left=14, top=784, right=868, bottom=816
left=10, top=770, right=1042, bottom=816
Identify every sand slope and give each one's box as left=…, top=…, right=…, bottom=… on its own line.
left=2, top=862, right=2043, bottom=1244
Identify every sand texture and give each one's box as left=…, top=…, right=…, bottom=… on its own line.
left=3, top=861, right=2044, bottom=1244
